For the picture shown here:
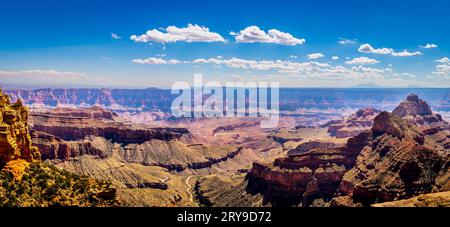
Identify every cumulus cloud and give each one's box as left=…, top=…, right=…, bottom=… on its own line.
left=111, top=33, right=121, bottom=39
left=391, top=50, right=422, bottom=57
left=359, top=43, right=423, bottom=57
left=230, top=26, right=305, bottom=46
left=130, top=24, right=225, bottom=44
left=431, top=57, right=450, bottom=79
left=358, top=43, right=393, bottom=55
left=337, top=38, right=357, bottom=45
left=432, top=64, right=450, bottom=79
left=345, top=57, right=379, bottom=65
left=422, top=43, right=438, bottom=49
left=308, top=53, right=325, bottom=60
left=332, top=56, right=340, bottom=60
left=132, top=58, right=182, bottom=65
left=435, top=57, right=450, bottom=63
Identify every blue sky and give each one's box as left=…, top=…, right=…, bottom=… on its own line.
left=0, top=0, right=449, bottom=88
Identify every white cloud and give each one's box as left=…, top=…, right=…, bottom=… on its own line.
left=422, top=43, right=438, bottom=49
left=338, top=38, right=357, bottom=45
left=435, top=57, right=450, bottom=63
left=132, top=58, right=182, bottom=65
left=358, top=43, right=393, bottom=55
left=130, top=24, right=225, bottom=43
left=391, top=50, right=422, bottom=57
left=432, top=64, right=450, bottom=79
left=332, top=56, right=339, bottom=60
left=359, top=43, right=423, bottom=57
left=111, top=33, right=121, bottom=39
left=308, top=53, right=325, bottom=60
left=289, top=55, right=298, bottom=59
left=191, top=57, right=389, bottom=80
left=345, top=57, right=379, bottom=65
left=0, top=70, right=88, bottom=80
left=231, top=26, right=305, bottom=46
left=128, top=55, right=414, bottom=82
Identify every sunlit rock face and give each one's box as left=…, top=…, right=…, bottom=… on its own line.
left=0, top=88, right=40, bottom=165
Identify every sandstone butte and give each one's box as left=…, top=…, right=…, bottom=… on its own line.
left=0, top=88, right=41, bottom=179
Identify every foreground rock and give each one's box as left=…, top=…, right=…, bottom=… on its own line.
left=0, top=90, right=40, bottom=164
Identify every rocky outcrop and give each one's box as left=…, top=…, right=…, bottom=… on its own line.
left=326, top=108, right=381, bottom=138
left=393, top=93, right=444, bottom=125
left=0, top=89, right=40, bottom=164
left=394, top=94, right=433, bottom=117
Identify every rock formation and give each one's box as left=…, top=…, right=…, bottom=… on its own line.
left=393, top=93, right=444, bottom=125
left=247, top=94, right=449, bottom=207
left=0, top=89, right=40, bottom=164
left=325, top=108, right=381, bottom=138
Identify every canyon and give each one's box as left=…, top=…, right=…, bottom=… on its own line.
left=1, top=86, right=449, bottom=207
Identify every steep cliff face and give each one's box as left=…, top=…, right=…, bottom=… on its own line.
left=0, top=89, right=40, bottom=164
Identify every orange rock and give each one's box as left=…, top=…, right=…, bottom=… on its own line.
left=0, top=88, right=40, bottom=164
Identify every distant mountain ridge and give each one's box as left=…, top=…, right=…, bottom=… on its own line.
left=3, top=87, right=450, bottom=112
